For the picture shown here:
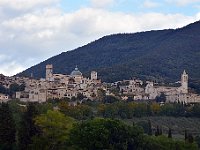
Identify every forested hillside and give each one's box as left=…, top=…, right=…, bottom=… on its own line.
left=18, top=21, right=200, bottom=83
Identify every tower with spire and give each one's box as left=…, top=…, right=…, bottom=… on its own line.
left=181, top=70, right=188, bottom=94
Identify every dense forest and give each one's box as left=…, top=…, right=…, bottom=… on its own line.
left=18, top=20, right=200, bottom=84
left=1, top=99, right=200, bottom=150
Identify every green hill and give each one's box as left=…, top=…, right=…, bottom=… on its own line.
left=18, top=21, right=200, bottom=84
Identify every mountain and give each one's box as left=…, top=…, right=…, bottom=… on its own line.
left=18, top=21, right=200, bottom=83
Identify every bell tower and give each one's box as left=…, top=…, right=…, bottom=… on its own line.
left=46, top=64, right=53, bottom=81
left=181, top=70, right=188, bottom=94
left=91, top=71, right=97, bottom=80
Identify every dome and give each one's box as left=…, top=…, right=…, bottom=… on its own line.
left=70, top=66, right=82, bottom=76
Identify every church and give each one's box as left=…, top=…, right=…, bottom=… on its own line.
left=145, top=70, right=200, bottom=103
left=16, top=64, right=101, bottom=103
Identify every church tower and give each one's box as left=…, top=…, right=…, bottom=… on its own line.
left=181, top=70, right=188, bottom=94
left=46, top=64, right=53, bottom=81
left=91, top=71, right=97, bottom=80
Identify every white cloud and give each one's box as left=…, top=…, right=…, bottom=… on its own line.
left=90, top=0, right=115, bottom=8
left=142, top=0, right=160, bottom=8
left=0, top=1, right=200, bottom=76
left=0, top=0, right=59, bottom=10
left=0, top=62, right=25, bottom=76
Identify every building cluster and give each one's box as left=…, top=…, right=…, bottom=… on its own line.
left=118, top=70, right=200, bottom=103
left=16, top=65, right=102, bottom=103
left=0, top=65, right=200, bottom=104
left=0, top=73, right=28, bottom=102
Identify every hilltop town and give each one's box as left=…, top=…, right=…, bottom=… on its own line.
left=0, top=65, right=200, bottom=104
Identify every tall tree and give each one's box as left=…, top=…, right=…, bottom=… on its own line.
left=188, top=133, right=194, bottom=143
left=18, top=103, right=39, bottom=150
left=155, top=125, right=159, bottom=136
left=0, top=103, right=16, bottom=149
left=148, top=120, right=152, bottom=136
left=185, top=129, right=188, bottom=142
left=32, top=110, right=75, bottom=150
left=168, top=128, right=172, bottom=138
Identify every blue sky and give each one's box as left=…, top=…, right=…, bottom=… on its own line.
left=0, top=0, right=200, bottom=76
left=59, top=0, right=200, bottom=15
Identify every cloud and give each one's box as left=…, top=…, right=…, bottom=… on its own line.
left=90, top=0, right=115, bottom=8
left=166, top=0, right=200, bottom=6
left=142, top=0, right=160, bottom=8
left=0, top=62, right=25, bottom=76
left=0, top=0, right=200, bottom=76
left=0, top=0, right=59, bottom=10
left=0, top=54, right=26, bottom=76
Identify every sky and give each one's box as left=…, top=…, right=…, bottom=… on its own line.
left=0, top=0, right=200, bottom=76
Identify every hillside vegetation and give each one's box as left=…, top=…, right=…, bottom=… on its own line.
left=19, top=21, right=200, bottom=83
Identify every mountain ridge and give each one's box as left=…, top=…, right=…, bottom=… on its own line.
left=18, top=20, right=200, bottom=83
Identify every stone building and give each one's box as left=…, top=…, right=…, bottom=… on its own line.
left=16, top=65, right=102, bottom=102
left=145, top=70, right=200, bottom=103
left=0, top=94, right=9, bottom=102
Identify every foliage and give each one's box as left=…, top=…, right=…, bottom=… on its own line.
left=0, top=103, right=16, bottom=149
left=59, top=101, right=93, bottom=120
left=148, top=120, right=153, bottom=136
left=0, top=100, right=200, bottom=150
left=96, top=101, right=200, bottom=119
left=9, top=83, right=25, bottom=97
left=19, top=21, right=200, bottom=90
left=168, top=128, right=172, bottom=138
left=31, top=110, right=75, bottom=150
left=76, top=93, right=85, bottom=100
left=97, top=88, right=106, bottom=101
left=0, top=85, right=9, bottom=95
left=69, top=118, right=143, bottom=150
left=103, top=95, right=120, bottom=103
left=18, top=103, right=39, bottom=150
left=0, top=83, right=25, bottom=97
left=155, top=92, right=166, bottom=103
left=195, top=136, right=200, bottom=148
left=142, top=135, right=198, bottom=150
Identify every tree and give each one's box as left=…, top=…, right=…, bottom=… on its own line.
left=32, top=110, right=75, bottom=150
left=71, top=96, right=76, bottom=102
left=195, top=136, right=200, bottom=148
left=18, top=103, right=39, bottom=150
left=0, top=85, right=8, bottom=95
left=159, top=126, right=163, bottom=135
left=69, top=118, right=143, bottom=150
left=155, top=125, right=160, bottom=136
left=185, top=129, right=188, bottom=142
left=148, top=120, right=152, bottom=136
left=142, top=135, right=198, bottom=150
left=151, top=103, right=161, bottom=115
left=9, top=83, right=24, bottom=97
left=59, top=102, right=93, bottom=120
left=0, top=103, right=16, bottom=149
left=188, top=133, right=194, bottom=143
left=97, top=88, right=106, bottom=101
left=103, top=95, right=119, bottom=103
left=136, top=121, right=149, bottom=134
left=76, top=93, right=85, bottom=100
left=155, top=92, right=166, bottom=103
left=127, top=96, right=134, bottom=102
left=168, top=128, right=172, bottom=138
